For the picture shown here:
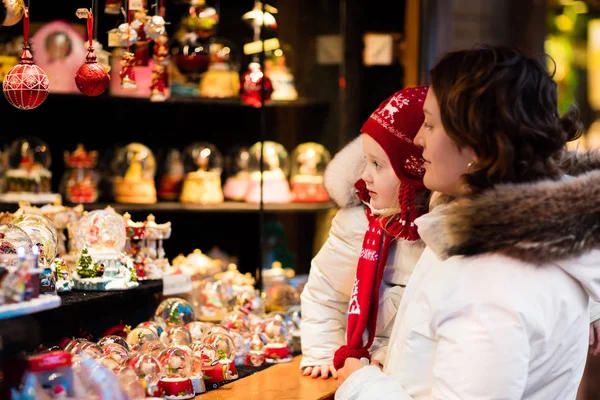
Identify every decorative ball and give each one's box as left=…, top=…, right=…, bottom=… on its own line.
left=144, top=15, right=166, bottom=40
left=75, top=50, right=109, bottom=96
left=2, top=0, right=25, bottom=26
left=3, top=62, right=49, bottom=110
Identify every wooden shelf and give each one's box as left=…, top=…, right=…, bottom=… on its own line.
left=44, top=93, right=329, bottom=108
left=62, top=201, right=337, bottom=214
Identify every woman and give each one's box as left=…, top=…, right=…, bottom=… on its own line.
left=335, top=45, right=600, bottom=399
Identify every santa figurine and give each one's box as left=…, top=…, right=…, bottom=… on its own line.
left=150, top=64, right=166, bottom=102
left=119, top=51, right=137, bottom=89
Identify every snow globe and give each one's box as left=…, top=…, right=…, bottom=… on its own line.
left=199, top=37, right=240, bottom=99
left=126, top=327, right=159, bottom=352
left=290, top=142, right=331, bottom=202
left=128, top=352, right=163, bottom=397
left=111, top=143, right=157, bottom=204
left=0, top=137, right=60, bottom=204
left=61, top=144, right=100, bottom=204
left=245, top=332, right=268, bottom=367
left=260, top=316, right=293, bottom=363
left=12, top=213, right=58, bottom=268
left=244, top=141, right=292, bottom=203
left=157, top=347, right=195, bottom=400
left=202, top=332, right=238, bottom=382
left=72, top=207, right=138, bottom=291
left=179, top=142, right=224, bottom=204
left=197, top=278, right=229, bottom=323
left=223, top=145, right=251, bottom=201
left=158, top=148, right=185, bottom=201
left=154, top=297, right=196, bottom=327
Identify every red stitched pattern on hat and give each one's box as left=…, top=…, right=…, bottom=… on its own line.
left=404, top=154, right=425, bottom=177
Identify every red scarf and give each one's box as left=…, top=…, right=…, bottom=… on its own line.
left=333, top=179, right=422, bottom=370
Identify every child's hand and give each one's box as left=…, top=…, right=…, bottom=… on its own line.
left=590, top=320, right=600, bottom=355
left=302, top=365, right=338, bottom=379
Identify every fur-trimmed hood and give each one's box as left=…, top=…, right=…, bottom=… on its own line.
left=324, top=136, right=365, bottom=208
left=416, top=150, right=600, bottom=266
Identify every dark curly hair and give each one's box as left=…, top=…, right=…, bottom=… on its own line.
left=429, top=45, right=583, bottom=193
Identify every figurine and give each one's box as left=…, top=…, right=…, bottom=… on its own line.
left=119, top=51, right=137, bottom=89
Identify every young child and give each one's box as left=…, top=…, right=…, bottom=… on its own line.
left=300, top=86, right=430, bottom=378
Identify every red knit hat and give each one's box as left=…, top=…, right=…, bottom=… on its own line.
left=361, top=86, right=428, bottom=186
left=359, top=85, right=428, bottom=241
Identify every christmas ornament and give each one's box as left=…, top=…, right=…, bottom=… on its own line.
left=119, top=51, right=137, bottom=89
left=75, top=11, right=110, bottom=96
left=118, top=22, right=138, bottom=47
left=144, top=15, right=165, bottom=40
left=2, top=0, right=24, bottom=26
left=131, top=8, right=150, bottom=66
left=150, top=64, right=166, bottom=102
left=239, top=62, right=273, bottom=107
left=2, top=7, right=49, bottom=110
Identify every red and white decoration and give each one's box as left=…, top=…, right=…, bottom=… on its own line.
left=74, top=11, right=109, bottom=96
left=3, top=7, right=49, bottom=110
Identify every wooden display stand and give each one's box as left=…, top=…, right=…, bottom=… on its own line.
left=200, top=356, right=336, bottom=400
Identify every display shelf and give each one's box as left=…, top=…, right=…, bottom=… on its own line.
left=61, top=201, right=338, bottom=214
left=45, top=93, right=329, bottom=108
left=58, top=279, right=164, bottom=311
left=0, top=295, right=61, bottom=321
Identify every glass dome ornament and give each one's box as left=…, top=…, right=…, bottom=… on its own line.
left=111, top=143, right=157, bottom=204
left=289, top=142, right=331, bottom=202
left=12, top=213, right=58, bottom=267
left=179, top=142, right=224, bottom=204
left=98, top=335, right=129, bottom=351
left=239, top=61, right=273, bottom=107
left=198, top=37, right=240, bottom=99
left=71, top=207, right=138, bottom=291
left=154, top=297, right=196, bottom=327
left=126, top=327, right=159, bottom=352
left=128, top=352, right=162, bottom=394
left=244, top=141, right=291, bottom=204
left=222, top=145, right=251, bottom=201
left=260, top=316, right=293, bottom=363
left=265, top=46, right=298, bottom=101
left=61, top=144, right=100, bottom=204
left=202, top=332, right=235, bottom=363
left=161, top=325, right=194, bottom=348
left=0, top=224, right=33, bottom=256
left=157, top=347, right=195, bottom=399
left=0, top=137, right=59, bottom=204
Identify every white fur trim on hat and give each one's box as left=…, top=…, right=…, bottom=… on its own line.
left=324, top=136, right=365, bottom=208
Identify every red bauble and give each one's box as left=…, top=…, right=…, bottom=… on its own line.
left=75, top=48, right=110, bottom=96
left=2, top=43, right=49, bottom=110
left=240, top=62, right=273, bottom=107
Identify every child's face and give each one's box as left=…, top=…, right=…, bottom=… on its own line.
left=360, top=134, right=400, bottom=210
left=414, top=88, right=477, bottom=196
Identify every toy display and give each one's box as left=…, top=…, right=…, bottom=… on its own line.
left=71, top=207, right=137, bottom=291
left=180, top=142, right=224, bottom=204
left=158, top=148, right=185, bottom=201
left=0, top=137, right=60, bottom=204
left=222, top=145, right=251, bottom=201
left=123, top=212, right=171, bottom=280
left=198, top=38, right=240, bottom=98
left=111, top=143, right=157, bottom=204
left=289, top=142, right=331, bottom=202
left=244, top=141, right=292, bottom=204
left=61, top=144, right=100, bottom=203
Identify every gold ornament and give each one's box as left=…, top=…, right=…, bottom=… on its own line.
left=3, top=0, right=24, bottom=26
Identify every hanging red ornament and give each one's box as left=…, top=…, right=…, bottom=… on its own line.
left=240, top=62, right=273, bottom=107
left=75, top=11, right=109, bottom=96
left=2, top=7, right=49, bottom=110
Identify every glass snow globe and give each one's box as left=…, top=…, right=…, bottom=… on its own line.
left=111, top=143, right=157, bottom=204
left=1, top=137, right=59, bottom=204
left=244, top=141, right=291, bottom=204
left=290, top=142, right=331, bottom=202
left=61, top=144, right=100, bottom=203
left=72, top=207, right=137, bottom=291
left=222, top=145, right=251, bottom=201
left=199, top=37, right=241, bottom=99
left=179, top=142, right=224, bottom=204
left=154, top=297, right=196, bottom=327
left=157, top=347, right=195, bottom=399
left=12, top=213, right=58, bottom=267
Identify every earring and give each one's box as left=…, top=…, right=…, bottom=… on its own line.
left=467, top=161, right=475, bottom=173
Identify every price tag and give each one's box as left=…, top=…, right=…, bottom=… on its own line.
left=129, top=0, right=144, bottom=10
left=162, top=273, right=193, bottom=296
left=75, top=8, right=89, bottom=19
left=107, top=29, right=120, bottom=47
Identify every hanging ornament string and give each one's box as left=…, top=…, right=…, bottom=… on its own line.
left=126, top=0, right=131, bottom=53
left=23, top=5, right=29, bottom=49
left=86, top=10, right=93, bottom=48
left=92, top=0, right=98, bottom=43
left=159, top=0, right=164, bottom=18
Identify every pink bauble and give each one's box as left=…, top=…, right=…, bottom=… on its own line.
left=3, top=62, right=49, bottom=110
left=75, top=49, right=110, bottom=96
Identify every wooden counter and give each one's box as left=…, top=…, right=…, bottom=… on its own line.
left=199, top=356, right=337, bottom=400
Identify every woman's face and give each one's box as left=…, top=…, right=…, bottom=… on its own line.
left=414, top=88, right=476, bottom=197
